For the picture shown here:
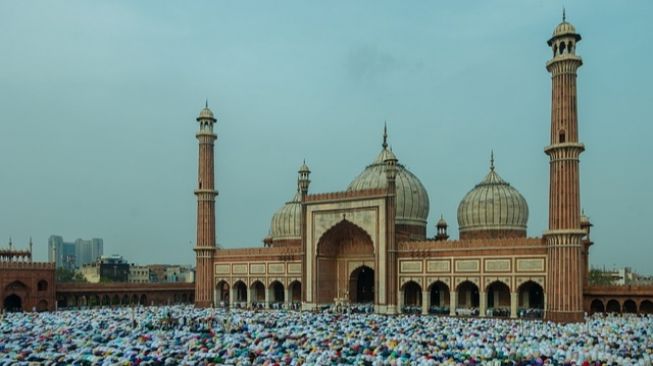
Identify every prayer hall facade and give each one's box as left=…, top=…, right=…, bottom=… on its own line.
left=193, top=18, right=653, bottom=323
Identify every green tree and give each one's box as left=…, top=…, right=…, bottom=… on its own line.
left=55, top=268, right=87, bottom=283
left=588, top=268, right=615, bottom=286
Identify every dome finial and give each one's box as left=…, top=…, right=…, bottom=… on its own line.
left=490, top=150, right=495, bottom=171
left=382, top=122, right=388, bottom=150
left=205, top=99, right=208, bottom=108
left=562, top=7, right=566, bottom=22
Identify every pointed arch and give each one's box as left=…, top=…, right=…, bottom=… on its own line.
left=623, top=299, right=637, bottom=314
left=316, top=220, right=375, bottom=305
left=288, top=280, right=302, bottom=303
left=349, top=265, right=374, bottom=304
left=428, top=281, right=450, bottom=312
left=401, top=281, right=422, bottom=311
left=456, top=281, right=479, bottom=311
left=606, top=299, right=620, bottom=313
left=250, top=280, right=265, bottom=303
left=640, top=300, right=653, bottom=314
left=233, top=280, right=247, bottom=304
left=269, top=281, right=285, bottom=303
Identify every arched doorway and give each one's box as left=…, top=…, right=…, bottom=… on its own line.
left=456, top=281, right=479, bottom=315
left=517, top=281, right=544, bottom=309
left=289, top=281, right=302, bottom=305
left=401, top=281, right=422, bottom=313
left=233, top=281, right=247, bottom=305
left=623, top=299, right=637, bottom=314
left=131, top=294, right=139, bottom=305
left=215, top=281, right=230, bottom=306
left=251, top=281, right=265, bottom=304
left=112, top=295, right=120, bottom=306
left=486, top=281, right=510, bottom=317
left=316, top=220, right=374, bottom=305
left=139, top=294, right=147, bottom=306
left=640, top=300, right=653, bottom=314
left=606, top=299, right=621, bottom=313
left=429, top=281, right=450, bottom=314
left=349, top=266, right=374, bottom=303
left=270, top=281, right=285, bottom=304
left=3, top=294, right=22, bottom=312
left=590, top=299, right=605, bottom=314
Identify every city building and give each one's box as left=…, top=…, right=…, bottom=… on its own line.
left=193, top=17, right=653, bottom=322
left=80, top=255, right=129, bottom=283
left=48, top=235, right=103, bottom=269
left=146, top=264, right=195, bottom=283
left=0, top=238, right=55, bottom=312
left=128, top=265, right=151, bottom=283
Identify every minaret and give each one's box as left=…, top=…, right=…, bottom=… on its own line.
left=384, top=144, right=398, bottom=314
left=194, top=102, right=218, bottom=308
left=544, top=13, right=586, bottom=323
left=298, top=161, right=310, bottom=307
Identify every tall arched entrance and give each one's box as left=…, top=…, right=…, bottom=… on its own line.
left=4, top=294, right=22, bottom=312
left=315, top=220, right=374, bottom=305
left=349, top=266, right=374, bottom=303
left=4, top=281, right=28, bottom=312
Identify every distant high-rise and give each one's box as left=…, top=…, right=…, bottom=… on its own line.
left=48, top=235, right=103, bottom=269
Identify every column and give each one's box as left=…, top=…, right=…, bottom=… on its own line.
left=246, top=286, right=252, bottom=308
left=479, top=291, right=487, bottom=317
left=449, top=291, right=457, bottom=316
left=422, top=291, right=429, bottom=315
left=510, top=292, right=518, bottom=318
left=229, top=286, right=235, bottom=308
left=265, top=286, right=270, bottom=309
left=398, top=290, right=404, bottom=313
left=284, top=287, right=290, bottom=309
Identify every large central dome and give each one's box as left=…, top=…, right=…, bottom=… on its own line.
left=347, top=128, right=429, bottom=231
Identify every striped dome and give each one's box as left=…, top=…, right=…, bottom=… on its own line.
left=457, top=163, right=528, bottom=236
left=269, top=191, right=301, bottom=240
left=347, top=147, right=429, bottom=227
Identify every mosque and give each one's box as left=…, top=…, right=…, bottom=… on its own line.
left=192, top=17, right=653, bottom=323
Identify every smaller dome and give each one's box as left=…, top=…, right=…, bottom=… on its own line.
left=437, top=215, right=447, bottom=227
left=457, top=157, right=529, bottom=239
left=198, top=107, right=215, bottom=120
left=552, top=21, right=576, bottom=38
left=580, top=210, right=591, bottom=225
left=299, top=161, right=310, bottom=173
left=269, top=191, right=301, bottom=241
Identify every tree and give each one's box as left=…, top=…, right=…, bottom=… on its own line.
left=55, top=268, right=87, bottom=283
left=588, top=268, right=615, bottom=286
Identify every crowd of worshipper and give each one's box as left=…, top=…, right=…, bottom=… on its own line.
left=0, top=305, right=651, bottom=365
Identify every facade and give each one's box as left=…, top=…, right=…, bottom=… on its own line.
left=0, top=239, right=56, bottom=312
left=191, top=18, right=653, bottom=322
left=128, top=264, right=151, bottom=283
left=48, top=235, right=103, bottom=269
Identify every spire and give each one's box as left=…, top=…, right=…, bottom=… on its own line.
left=490, top=150, right=495, bottom=171
left=382, top=122, right=388, bottom=150
left=205, top=99, right=208, bottom=108
left=562, top=7, right=566, bottom=22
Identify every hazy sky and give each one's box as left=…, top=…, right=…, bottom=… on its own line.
left=1, top=1, right=651, bottom=273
